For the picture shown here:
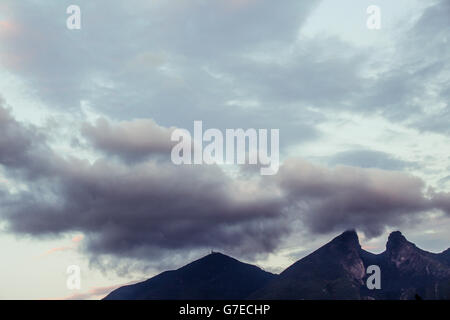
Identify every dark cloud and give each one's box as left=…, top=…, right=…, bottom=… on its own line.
left=0, top=98, right=58, bottom=179
left=82, top=117, right=176, bottom=163
left=328, top=149, right=417, bottom=171
left=4, top=161, right=286, bottom=257
left=276, top=158, right=433, bottom=237
left=0, top=100, right=34, bottom=167
left=0, top=104, right=287, bottom=263
left=432, top=191, right=450, bottom=216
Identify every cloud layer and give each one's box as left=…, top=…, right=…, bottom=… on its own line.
left=1, top=103, right=449, bottom=267
left=0, top=0, right=449, bottom=273
left=0, top=103, right=286, bottom=261
left=277, top=159, right=432, bottom=237
left=82, top=117, right=176, bottom=162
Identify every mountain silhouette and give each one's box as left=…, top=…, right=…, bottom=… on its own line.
left=103, top=231, right=450, bottom=300
left=104, top=252, right=276, bottom=300
left=359, top=231, right=450, bottom=299
left=254, top=230, right=450, bottom=299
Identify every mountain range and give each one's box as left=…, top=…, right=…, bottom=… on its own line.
left=103, top=230, right=450, bottom=300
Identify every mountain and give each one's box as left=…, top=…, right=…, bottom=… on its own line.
left=103, top=252, right=276, bottom=300
left=359, top=231, right=450, bottom=300
left=250, top=230, right=366, bottom=299
left=439, top=248, right=450, bottom=266
left=103, top=231, right=450, bottom=300
left=252, top=230, right=450, bottom=300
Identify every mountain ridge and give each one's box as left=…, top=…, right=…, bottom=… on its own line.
left=103, top=230, right=450, bottom=300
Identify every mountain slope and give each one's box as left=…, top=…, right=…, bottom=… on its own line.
left=438, top=248, right=450, bottom=266
left=103, top=252, right=276, bottom=300
left=250, top=230, right=366, bottom=299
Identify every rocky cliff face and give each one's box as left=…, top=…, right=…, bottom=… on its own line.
left=386, top=231, right=450, bottom=278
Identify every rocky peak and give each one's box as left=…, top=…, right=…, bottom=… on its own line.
left=387, top=231, right=408, bottom=248
left=386, top=231, right=414, bottom=257
left=385, top=231, right=426, bottom=270
left=331, top=229, right=361, bottom=249
left=328, top=230, right=365, bottom=282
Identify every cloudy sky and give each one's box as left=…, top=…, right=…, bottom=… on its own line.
left=0, top=0, right=449, bottom=299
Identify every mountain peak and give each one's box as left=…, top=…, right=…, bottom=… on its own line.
left=203, top=251, right=230, bottom=260
left=331, top=229, right=360, bottom=248
left=189, top=251, right=240, bottom=266
left=388, top=230, right=406, bottom=241
left=255, top=229, right=365, bottom=299
left=386, top=231, right=410, bottom=251
left=341, top=229, right=358, bottom=238
left=181, top=251, right=244, bottom=273
left=104, top=251, right=275, bottom=300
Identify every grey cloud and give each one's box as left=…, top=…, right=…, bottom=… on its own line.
left=4, top=161, right=286, bottom=257
left=146, top=0, right=318, bottom=57
left=82, top=117, right=176, bottom=162
left=414, top=106, right=450, bottom=135
left=0, top=99, right=58, bottom=179
left=0, top=0, right=318, bottom=110
left=0, top=101, right=34, bottom=167
left=438, top=176, right=450, bottom=188
left=360, top=0, right=450, bottom=125
left=432, top=191, right=450, bottom=216
left=0, top=104, right=287, bottom=262
left=408, top=0, right=449, bottom=51
left=328, top=149, right=417, bottom=171
left=0, top=0, right=323, bottom=152
left=215, top=38, right=368, bottom=108
left=276, top=158, right=432, bottom=237
left=2, top=0, right=449, bottom=147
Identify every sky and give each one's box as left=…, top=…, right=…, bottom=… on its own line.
left=0, top=0, right=449, bottom=299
